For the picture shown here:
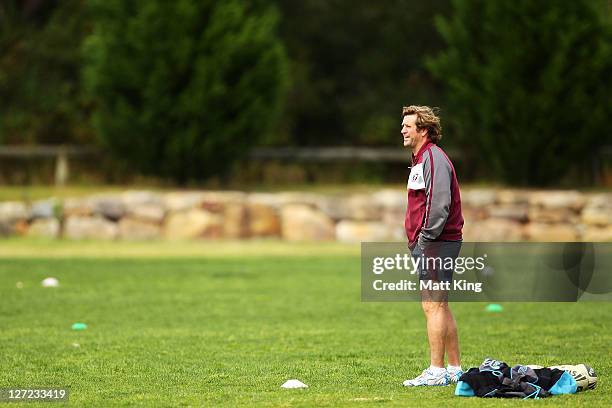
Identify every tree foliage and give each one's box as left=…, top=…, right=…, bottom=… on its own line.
left=0, top=0, right=91, bottom=144
left=83, top=0, right=288, bottom=182
left=427, top=0, right=612, bottom=185
left=274, top=0, right=450, bottom=146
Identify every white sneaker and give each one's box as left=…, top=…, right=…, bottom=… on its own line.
left=402, top=368, right=449, bottom=386
left=447, top=369, right=464, bottom=384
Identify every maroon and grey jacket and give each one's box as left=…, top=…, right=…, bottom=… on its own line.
left=405, top=141, right=463, bottom=248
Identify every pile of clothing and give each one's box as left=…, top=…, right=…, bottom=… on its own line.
left=456, top=358, right=577, bottom=399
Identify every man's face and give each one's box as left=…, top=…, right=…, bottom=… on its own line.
left=401, top=114, right=426, bottom=148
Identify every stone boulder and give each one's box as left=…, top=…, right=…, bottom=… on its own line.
left=281, top=204, right=335, bottom=241
left=128, top=204, right=166, bottom=224
left=463, top=219, right=523, bottom=241
left=64, top=216, right=118, bottom=240
left=586, top=193, right=612, bottom=209
left=223, top=204, right=248, bottom=239
left=335, top=221, right=395, bottom=243
left=346, top=195, right=382, bottom=220
left=318, top=195, right=381, bottom=221
left=582, top=226, right=612, bottom=241
left=121, top=190, right=164, bottom=207
left=497, top=190, right=530, bottom=205
left=381, top=207, right=405, bottom=227
left=528, top=207, right=578, bottom=224
left=0, top=201, right=28, bottom=222
left=247, top=193, right=282, bottom=209
left=247, top=203, right=281, bottom=237
left=529, top=190, right=586, bottom=211
left=12, top=220, right=29, bottom=236
left=0, top=201, right=28, bottom=236
left=30, top=199, right=58, bottom=219
left=523, top=223, right=577, bottom=242
left=91, top=195, right=126, bottom=221
left=581, top=206, right=611, bottom=226
left=63, top=197, right=94, bottom=217
left=275, top=192, right=324, bottom=207
left=164, top=192, right=206, bottom=212
left=462, top=206, right=489, bottom=222
left=27, top=218, right=60, bottom=238
left=200, top=191, right=246, bottom=214
left=0, top=201, right=29, bottom=222
left=119, top=217, right=162, bottom=240
left=164, top=209, right=223, bottom=239
left=372, top=189, right=406, bottom=212
left=488, top=205, right=529, bottom=223
left=462, top=189, right=497, bottom=207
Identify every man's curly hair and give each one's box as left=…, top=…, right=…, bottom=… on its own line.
left=402, top=105, right=442, bottom=144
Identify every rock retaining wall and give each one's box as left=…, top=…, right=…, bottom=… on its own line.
left=1, top=189, right=610, bottom=241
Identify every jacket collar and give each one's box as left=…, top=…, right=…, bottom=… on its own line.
left=412, top=140, right=433, bottom=164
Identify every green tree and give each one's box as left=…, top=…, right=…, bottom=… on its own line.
left=0, top=0, right=91, bottom=144
left=83, top=0, right=288, bottom=182
left=427, top=0, right=612, bottom=185
left=275, top=0, right=450, bottom=146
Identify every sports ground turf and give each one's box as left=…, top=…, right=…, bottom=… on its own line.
left=0, top=240, right=610, bottom=407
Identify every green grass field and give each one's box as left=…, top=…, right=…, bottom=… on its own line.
left=0, top=240, right=610, bottom=407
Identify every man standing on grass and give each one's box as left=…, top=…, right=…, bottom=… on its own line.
left=400, top=105, right=464, bottom=387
